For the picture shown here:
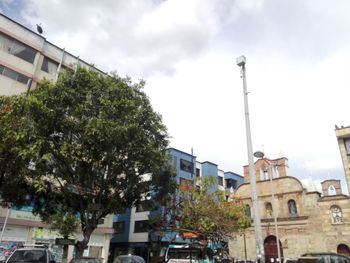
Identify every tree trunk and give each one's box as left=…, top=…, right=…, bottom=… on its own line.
left=62, top=244, right=69, bottom=263
left=61, top=235, right=69, bottom=263
left=74, top=227, right=95, bottom=258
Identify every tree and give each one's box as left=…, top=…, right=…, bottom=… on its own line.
left=179, top=176, right=250, bottom=260
left=0, top=96, right=34, bottom=206
left=0, top=68, right=175, bottom=256
left=42, top=208, right=79, bottom=263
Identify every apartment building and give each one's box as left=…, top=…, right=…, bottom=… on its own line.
left=109, top=147, right=244, bottom=262
left=0, top=13, right=103, bottom=96
left=335, top=125, right=350, bottom=193
left=0, top=13, right=112, bottom=262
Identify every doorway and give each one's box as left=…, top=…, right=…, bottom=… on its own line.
left=264, top=235, right=283, bottom=263
left=337, top=244, right=350, bottom=256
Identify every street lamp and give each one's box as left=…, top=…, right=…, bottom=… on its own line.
left=253, top=151, right=281, bottom=263
left=236, top=56, right=265, bottom=263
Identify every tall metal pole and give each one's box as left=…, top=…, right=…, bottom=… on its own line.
left=269, top=165, right=281, bottom=263
left=236, top=56, right=264, bottom=262
left=0, top=205, right=11, bottom=242
left=244, top=231, right=247, bottom=261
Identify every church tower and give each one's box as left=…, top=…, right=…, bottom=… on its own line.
left=243, top=156, right=289, bottom=183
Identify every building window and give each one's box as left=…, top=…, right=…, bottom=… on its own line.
left=136, top=199, right=152, bottom=212
left=331, top=205, right=343, bottom=224
left=328, top=185, right=336, bottom=196
left=41, top=57, right=59, bottom=74
left=0, top=65, right=30, bottom=85
left=113, top=221, right=125, bottom=234
left=225, top=179, right=237, bottom=189
left=288, top=199, right=298, bottom=217
left=265, top=202, right=273, bottom=218
left=180, top=159, right=193, bottom=173
left=272, top=166, right=280, bottom=178
left=245, top=204, right=251, bottom=218
left=218, top=176, right=223, bottom=186
left=260, top=168, right=268, bottom=180
left=196, top=168, right=200, bottom=177
left=344, top=138, right=350, bottom=155
left=0, top=32, right=37, bottom=63
left=134, top=220, right=149, bottom=233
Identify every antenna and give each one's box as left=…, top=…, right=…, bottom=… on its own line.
left=36, top=24, right=43, bottom=34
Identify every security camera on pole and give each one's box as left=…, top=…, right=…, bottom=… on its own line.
left=236, top=56, right=265, bottom=263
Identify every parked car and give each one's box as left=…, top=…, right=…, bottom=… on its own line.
left=5, top=246, right=55, bottom=263
left=299, top=253, right=350, bottom=263
left=113, top=255, right=145, bottom=263
left=70, top=257, right=102, bottom=263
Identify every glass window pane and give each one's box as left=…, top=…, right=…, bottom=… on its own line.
left=0, top=32, right=13, bottom=52
left=0, top=32, right=36, bottom=63
left=41, top=57, right=58, bottom=74
left=180, top=159, right=193, bottom=173
left=344, top=138, right=350, bottom=155
left=17, top=74, right=29, bottom=84
left=1, top=66, right=29, bottom=85
left=10, top=42, right=36, bottom=63
left=134, top=220, right=149, bottom=233
left=2, top=67, right=18, bottom=81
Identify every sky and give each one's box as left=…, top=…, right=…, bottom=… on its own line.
left=1, top=0, right=350, bottom=193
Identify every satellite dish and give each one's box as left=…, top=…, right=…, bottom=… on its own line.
left=36, top=24, right=43, bottom=34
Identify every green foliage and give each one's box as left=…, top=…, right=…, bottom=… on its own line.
left=43, top=209, right=79, bottom=238
left=0, top=68, right=174, bottom=255
left=179, top=176, right=250, bottom=241
left=0, top=96, right=34, bottom=206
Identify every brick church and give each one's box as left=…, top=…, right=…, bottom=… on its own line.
left=229, top=125, right=350, bottom=262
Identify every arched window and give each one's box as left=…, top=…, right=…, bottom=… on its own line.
left=328, top=185, right=336, bottom=196
left=337, top=244, right=350, bottom=256
left=266, top=202, right=273, bottom=218
left=331, top=205, right=343, bottom=224
left=272, top=165, right=280, bottom=178
left=245, top=204, right=251, bottom=218
left=288, top=199, right=298, bottom=217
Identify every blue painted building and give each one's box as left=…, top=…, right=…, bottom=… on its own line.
left=108, top=148, right=244, bottom=262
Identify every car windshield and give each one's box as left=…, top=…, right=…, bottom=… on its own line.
left=113, top=256, right=145, bottom=263
left=167, top=248, right=202, bottom=260
left=7, top=250, right=47, bottom=263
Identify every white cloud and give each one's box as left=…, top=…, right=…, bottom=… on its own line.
left=4, top=0, right=350, bottom=187
left=303, top=158, right=342, bottom=172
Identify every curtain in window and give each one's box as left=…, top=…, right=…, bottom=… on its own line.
left=9, top=41, right=26, bottom=56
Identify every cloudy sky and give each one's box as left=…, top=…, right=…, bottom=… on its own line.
left=2, top=0, right=350, bottom=192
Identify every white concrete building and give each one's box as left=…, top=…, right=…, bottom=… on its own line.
left=0, top=13, right=103, bottom=96
left=0, top=13, right=112, bottom=263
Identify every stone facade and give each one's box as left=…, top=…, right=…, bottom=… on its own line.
left=229, top=158, right=350, bottom=262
